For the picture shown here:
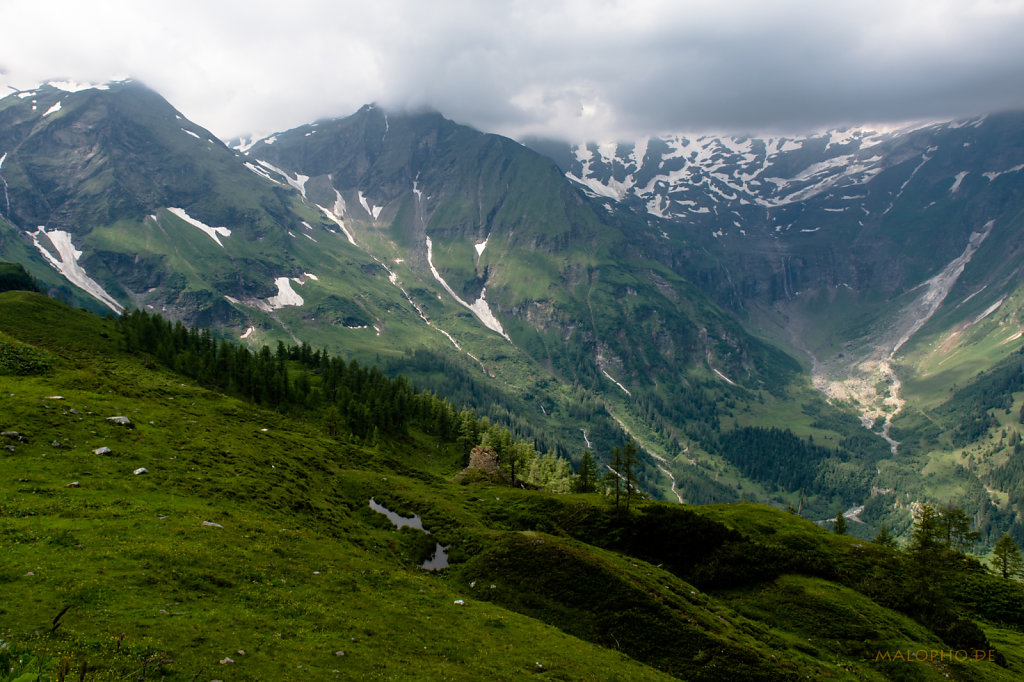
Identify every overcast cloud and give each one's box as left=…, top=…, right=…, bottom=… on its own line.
left=3, top=0, right=1024, bottom=142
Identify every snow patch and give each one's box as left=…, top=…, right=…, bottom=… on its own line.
left=243, top=162, right=278, bottom=183
left=949, top=171, right=968, bottom=194
left=240, top=326, right=254, bottom=339
left=358, top=191, right=383, bottom=220
left=713, top=368, right=737, bottom=386
left=47, top=80, right=109, bottom=93
left=316, top=205, right=357, bottom=246
left=254, top=160, right=308, bottom=197
left=332, top=189, right=346, bottom=217
left=264, top=277, right=304, bottom=310
left=43, top=100, right=62, bottom=117
left=630, top=138, right=649, bottom=170
left=475, top=238, right=488, bottom=257
left=983, top=164, right=1024, bottom=182
left=233, top=135, right=261, bottom=153
left=601, top=369, right=632, bottom=396
left=167, top=207, right=232, bottom=247
left=181, top=128, right=201, bottom=140
left=31, top=227, right=123, bottom=313
left=425, top=236, right=509, bottom=340
left=567, top=172, right=633, bottom=200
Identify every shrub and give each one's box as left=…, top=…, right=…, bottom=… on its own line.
left=0, top=341, right=52, bottom=375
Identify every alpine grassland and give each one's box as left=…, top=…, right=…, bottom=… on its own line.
left=3, top=290, right=1024, bottom=680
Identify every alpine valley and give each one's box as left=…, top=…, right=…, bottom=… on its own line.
left=5, top=79, right=1024, bottom=679
left=5, top=80, right=1024, bottom=538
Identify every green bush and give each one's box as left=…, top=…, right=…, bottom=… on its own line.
left=0, top=341, right=52, bottom=375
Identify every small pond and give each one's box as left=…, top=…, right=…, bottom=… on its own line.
left=368, top=497, right=449, bottom=571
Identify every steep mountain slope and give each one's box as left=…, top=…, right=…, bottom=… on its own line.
left=532, top=114, right=1024, bottom=430
left=529, top=115, right=1024, bottom=544
left=249, top=106, right=939, bottom=519
left=244, top=105, right=786, bottom=391
left=0, top=80, right=355, bottom=325
left=3, top=290, right=1023, bottom=681
left=5, top=83, right=872, bottom=516
left=12, top=80, right=1024, bottom=533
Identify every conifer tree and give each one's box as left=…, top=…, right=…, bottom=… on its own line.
left=939, top=504, right=981, bottom=552
left=605, top=446, right=625, bottom=511
left=322, top=405, right=342, bottom=438
left=910, top=503, right=944, bottom=555
left=833, top=509, right=848, bottom=535
left=873, top=523, right=898, bottom=549
left=991, top=534, right=1024, bottom=579
left=621, top=439, right=640, bottom=511
left=574, top=449, right=598, bottom=493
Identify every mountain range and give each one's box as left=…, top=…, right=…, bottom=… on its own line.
left=4, top=79, right=1024, bottom=542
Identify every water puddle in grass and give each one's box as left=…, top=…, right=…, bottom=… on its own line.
left=369, top=497, right=425, bottom=531
left=369, top=498, right=449, bottom=571
left=420, top=543, right=450, bottom=570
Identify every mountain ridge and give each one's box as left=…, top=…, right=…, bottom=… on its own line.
left=5, top=81, right=1024, bottom=542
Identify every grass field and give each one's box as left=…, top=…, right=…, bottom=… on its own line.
left=3, top=291, right=1024, bottom=680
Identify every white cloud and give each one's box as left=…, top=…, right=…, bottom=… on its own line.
left=2, top=0, right=1024, bottom=141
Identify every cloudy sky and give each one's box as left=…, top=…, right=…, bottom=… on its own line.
left=3, top=0, right=1024, bottom=142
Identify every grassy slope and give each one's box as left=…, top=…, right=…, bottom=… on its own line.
left=0, top=292, right=673, bottom=681
left=2, top=292, right=1024, bottom=681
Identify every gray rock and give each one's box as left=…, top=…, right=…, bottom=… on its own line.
left=92, top=446, right=112, bottom=455
left=202, top=521, right=224, bottom=528
left=133, top=467, right=148, bottom=475
left=66, top=481, right=80, bottom=488
left=107, top=416, right=131, bottom=425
